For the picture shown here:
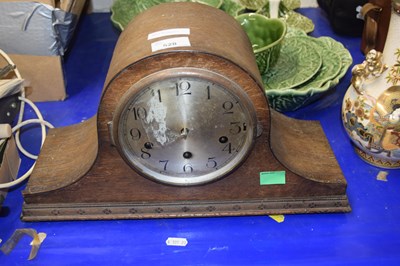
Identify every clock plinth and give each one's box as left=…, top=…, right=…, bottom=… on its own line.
left=22, top=3, right=350, bottom=221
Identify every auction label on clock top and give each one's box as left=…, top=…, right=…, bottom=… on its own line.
left=151, top=37, right=191, bottom=52
left=147, top=28, right=190, bottom=40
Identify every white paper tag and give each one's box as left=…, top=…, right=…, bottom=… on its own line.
left=166, top=237, right=188, bottom=247
left=148, top=28, right=190, bottom=40
left=151, top=37, right=191, bottom=52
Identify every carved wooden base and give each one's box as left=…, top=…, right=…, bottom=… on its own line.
left=22, top=196, right=350, bottom=221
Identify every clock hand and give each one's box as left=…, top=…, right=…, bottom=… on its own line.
left=180, top=127, right=190, bottom=139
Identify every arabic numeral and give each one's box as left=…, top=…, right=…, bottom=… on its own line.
left=152, top=89, right=162, bottom=102
left=229, top=122, right=247, bottom=135
left=222, top=143, right=232, bottom=154
left=141, top=142, right=153, bottom=159
left=141, top=148, right=151, bottom=159
left=159, top=160, right=169, bottom=171
left=132, top=107, right=147, bottom=120
left=206, top=157, right=218, bottom=169
left=129, top=128, right=141, bottom=140
left=222, top=101, right=234, bottom=114
left=183, top=164, right=193, bottom=173
left=176, top=81, right=191, bottom=96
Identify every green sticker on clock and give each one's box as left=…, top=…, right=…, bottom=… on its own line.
left=260, top=171, right=286, bottom=185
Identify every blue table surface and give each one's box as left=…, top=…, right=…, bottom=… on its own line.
left=1, top=7, right=400, bottom=265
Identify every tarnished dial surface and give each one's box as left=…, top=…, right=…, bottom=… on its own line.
left=113, top=69, right=257, bottom=186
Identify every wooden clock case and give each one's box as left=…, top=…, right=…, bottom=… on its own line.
left=21, top=3, right=350, bottom=221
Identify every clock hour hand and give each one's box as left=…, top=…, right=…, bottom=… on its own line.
left=180, top=127, right=190, bottom=139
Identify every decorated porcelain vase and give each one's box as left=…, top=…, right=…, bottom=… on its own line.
left=342, top=3, right=400, bottom=168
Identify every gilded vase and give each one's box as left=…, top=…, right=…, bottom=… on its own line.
left=342, top=1, right=400, bottom=168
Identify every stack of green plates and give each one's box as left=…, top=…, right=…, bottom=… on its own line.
left=111, top=0, right=224, bottom=31
left=262, top=29, right=352, bottom=112
left=224, top=0, right=315, bottom=33
left=111, top=0, right=314, bottom=34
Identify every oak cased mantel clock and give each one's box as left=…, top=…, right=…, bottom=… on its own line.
left=22, top=3, right=350, bottom=221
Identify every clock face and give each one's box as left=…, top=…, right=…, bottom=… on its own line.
left=112, top=68, right=257, bottom=185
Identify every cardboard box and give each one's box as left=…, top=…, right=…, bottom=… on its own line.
left=0, top=0, right=86, bottom=101
left=88, top=0, right=114, bottom=12
left=0, top=136, right=20, bottom=208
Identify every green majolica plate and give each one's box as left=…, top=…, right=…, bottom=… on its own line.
left=284, top=10, right=315, bottom=33
left=111, top=0, right=166, bottom=31
left=292, top=37, right=342, bottom=90
left=281, top=0, right=301, bottom=10
left=264, top=32, right=353, bottom=112
left=111, top=0, right=314, bottom=34
left=285, top=26, right=307, bottom=38
left=238, top=0, right=266, bottom=10
left=316, top=36, right=353, bottom=72
left=252, top=0, right=314, bottom=33
left=263, top=36, right=322, bottom=91
left=111, top=0, right=224, bottom=31
left=220, top=0, right=245, bottom=17
left=240, top=0, right=300, bottom=14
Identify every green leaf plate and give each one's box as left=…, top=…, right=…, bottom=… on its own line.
left=262, top=36, right=322, bottom=91
left=291, top=36, right=342, bottom=90
left=111, top=0, right=224, bottom=31
left=264, top=30, right=353, bottom=112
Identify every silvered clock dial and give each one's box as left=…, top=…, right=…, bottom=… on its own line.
left=111, top=68, right=258, bottom=186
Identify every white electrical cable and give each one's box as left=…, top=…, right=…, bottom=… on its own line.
left=0, top=49, right=53, bottom=189
left=0, top=118, right=54, bottom=189
left=0, top=163, right=36, bottom=189
left=0, top=49, right=21, bottom=79
left=11, top=119, right=54, bottom=133
left=15, top=96, right=54, bottom=159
